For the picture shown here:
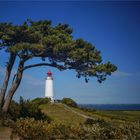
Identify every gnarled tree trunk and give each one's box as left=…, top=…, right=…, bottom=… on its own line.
left=2, top=60, right=24, bottom=113
left=0, top=53, right=16, bottom=107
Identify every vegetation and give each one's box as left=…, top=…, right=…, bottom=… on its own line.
left=40, top=103, right=85, bottom=124
left=66, top=104, right=140, bottom=122
left=31, top=97, right=51, bottom=106
left=84, top=118, right=95, bottom=125
left=61, top=98, right=77, bottom=107
left=11, top=118, right=48, bottom=140
left=0, top=97, right=140, bottom=139
left=11, top=118, right=85, bottom=140
left=11, top=117, right=140, bottom=140
left=0, top=97, right=52, bottom=122
left=0, top=19, right=117, bottom=113
left=93, top=110, right=140, bottom=121
left=79, top=106, right=96, bottom=112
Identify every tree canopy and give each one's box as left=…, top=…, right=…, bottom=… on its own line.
left=0, top=19, right=117, bottom=113
left=0, top=19, right=117, bottom=82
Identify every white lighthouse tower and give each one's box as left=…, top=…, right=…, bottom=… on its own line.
left=45, top=71, right=54, bottom=102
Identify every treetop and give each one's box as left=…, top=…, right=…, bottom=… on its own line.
left=0, top=19, right=117, bottom=82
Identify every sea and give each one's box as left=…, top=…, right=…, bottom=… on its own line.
left=78, top=104, right=140, bottom=111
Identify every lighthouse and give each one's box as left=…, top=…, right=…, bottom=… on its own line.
left=45, top=71, right=54, bottom=102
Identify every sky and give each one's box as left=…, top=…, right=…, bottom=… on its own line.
left=0, top=1, right=140, bottom=104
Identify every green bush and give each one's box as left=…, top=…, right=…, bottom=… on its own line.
left=84, top=118, right=95, bottom=125
left=11, top=118, right=48, bottom=140
left=11, top=118, right=140, bottom=140
left=8, top=97, right=51, bottom=121
left=28, top=103, right=52, bottom=122
left=31, top=97, right=51, bottom=105
left=8, top=100, right=21, bottom=120
left=69, top=124, right=86, bottom=139
left=0, top=110, right=14, bottom=127
left=61, top=98, right=77, bottom=107
left=11, top=118, right=86, bottom=139
left=47, top=122, right=71, bottom=139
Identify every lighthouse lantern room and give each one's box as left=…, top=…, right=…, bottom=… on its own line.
left=45, top=71, right=54, bottom=102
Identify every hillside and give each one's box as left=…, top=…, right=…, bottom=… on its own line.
left=40, top=103, right=87, bottom=124
left=40, top=103, right=140, bottom=123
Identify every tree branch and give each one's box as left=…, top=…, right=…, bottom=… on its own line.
left=12, top=74, right=17, bottom=84
left=23, top=63, right=66, bottom=71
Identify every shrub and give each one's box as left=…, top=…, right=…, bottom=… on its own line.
left=47, top=122, right=71, bottom=139
left=0, top=111, right=14, bottom=127
left=11, top=119, right=86, bottom=139
left=83, top=123, right=105, bottom=139
left=61, top=98, right=77, bottom=107
left=8, top=100, right=20, bottom=120
left=11, top=118, right=140, bottom=140
left=11, top=118, right=48, bottom=140
left=84, top=118, right=95, bottom=125
left=8, top=97, right=51, bottom=121
left=8, top=97, right=30, bottom=120
left=28, top=103, right=52, bottom=122
left=31, top=97, right=51, bottom=105
left=70, top=124, right=86, bottom=139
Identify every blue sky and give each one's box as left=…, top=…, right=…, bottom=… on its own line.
left=0, top=1, right=140, bottom=104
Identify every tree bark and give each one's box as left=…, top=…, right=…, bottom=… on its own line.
left=2, top=60, right=24, bottom=113
left=0, top=53, right=16, bottom=107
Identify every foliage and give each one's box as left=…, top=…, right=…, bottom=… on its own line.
left=8, top=100, right=21, bottom=121
left=11, top=117, right=140, bottom=140
left=46, top=121, right=73, bottom=139
left=31, top=97, right=51, bottom=106
left=0, top=112, right=14, bottom=127
left=0, top=19, right=117, bottom=83
left=8, top=97, right=51, bottom=121
left=11, top=118, right=86, bottom=139
left=11, top=118, right=48, bottom=140
left=61, top=98, right=77, bottom=107
left=84, top=118, right=95, bottom=125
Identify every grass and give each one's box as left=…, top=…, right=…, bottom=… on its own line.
left=40, top=103, right=140, bottom=124
left=40, top=103, right=86, bottom=124
left=70, top=107, right=140, bottom=122
left=93, top=110, right=140, bottom=121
